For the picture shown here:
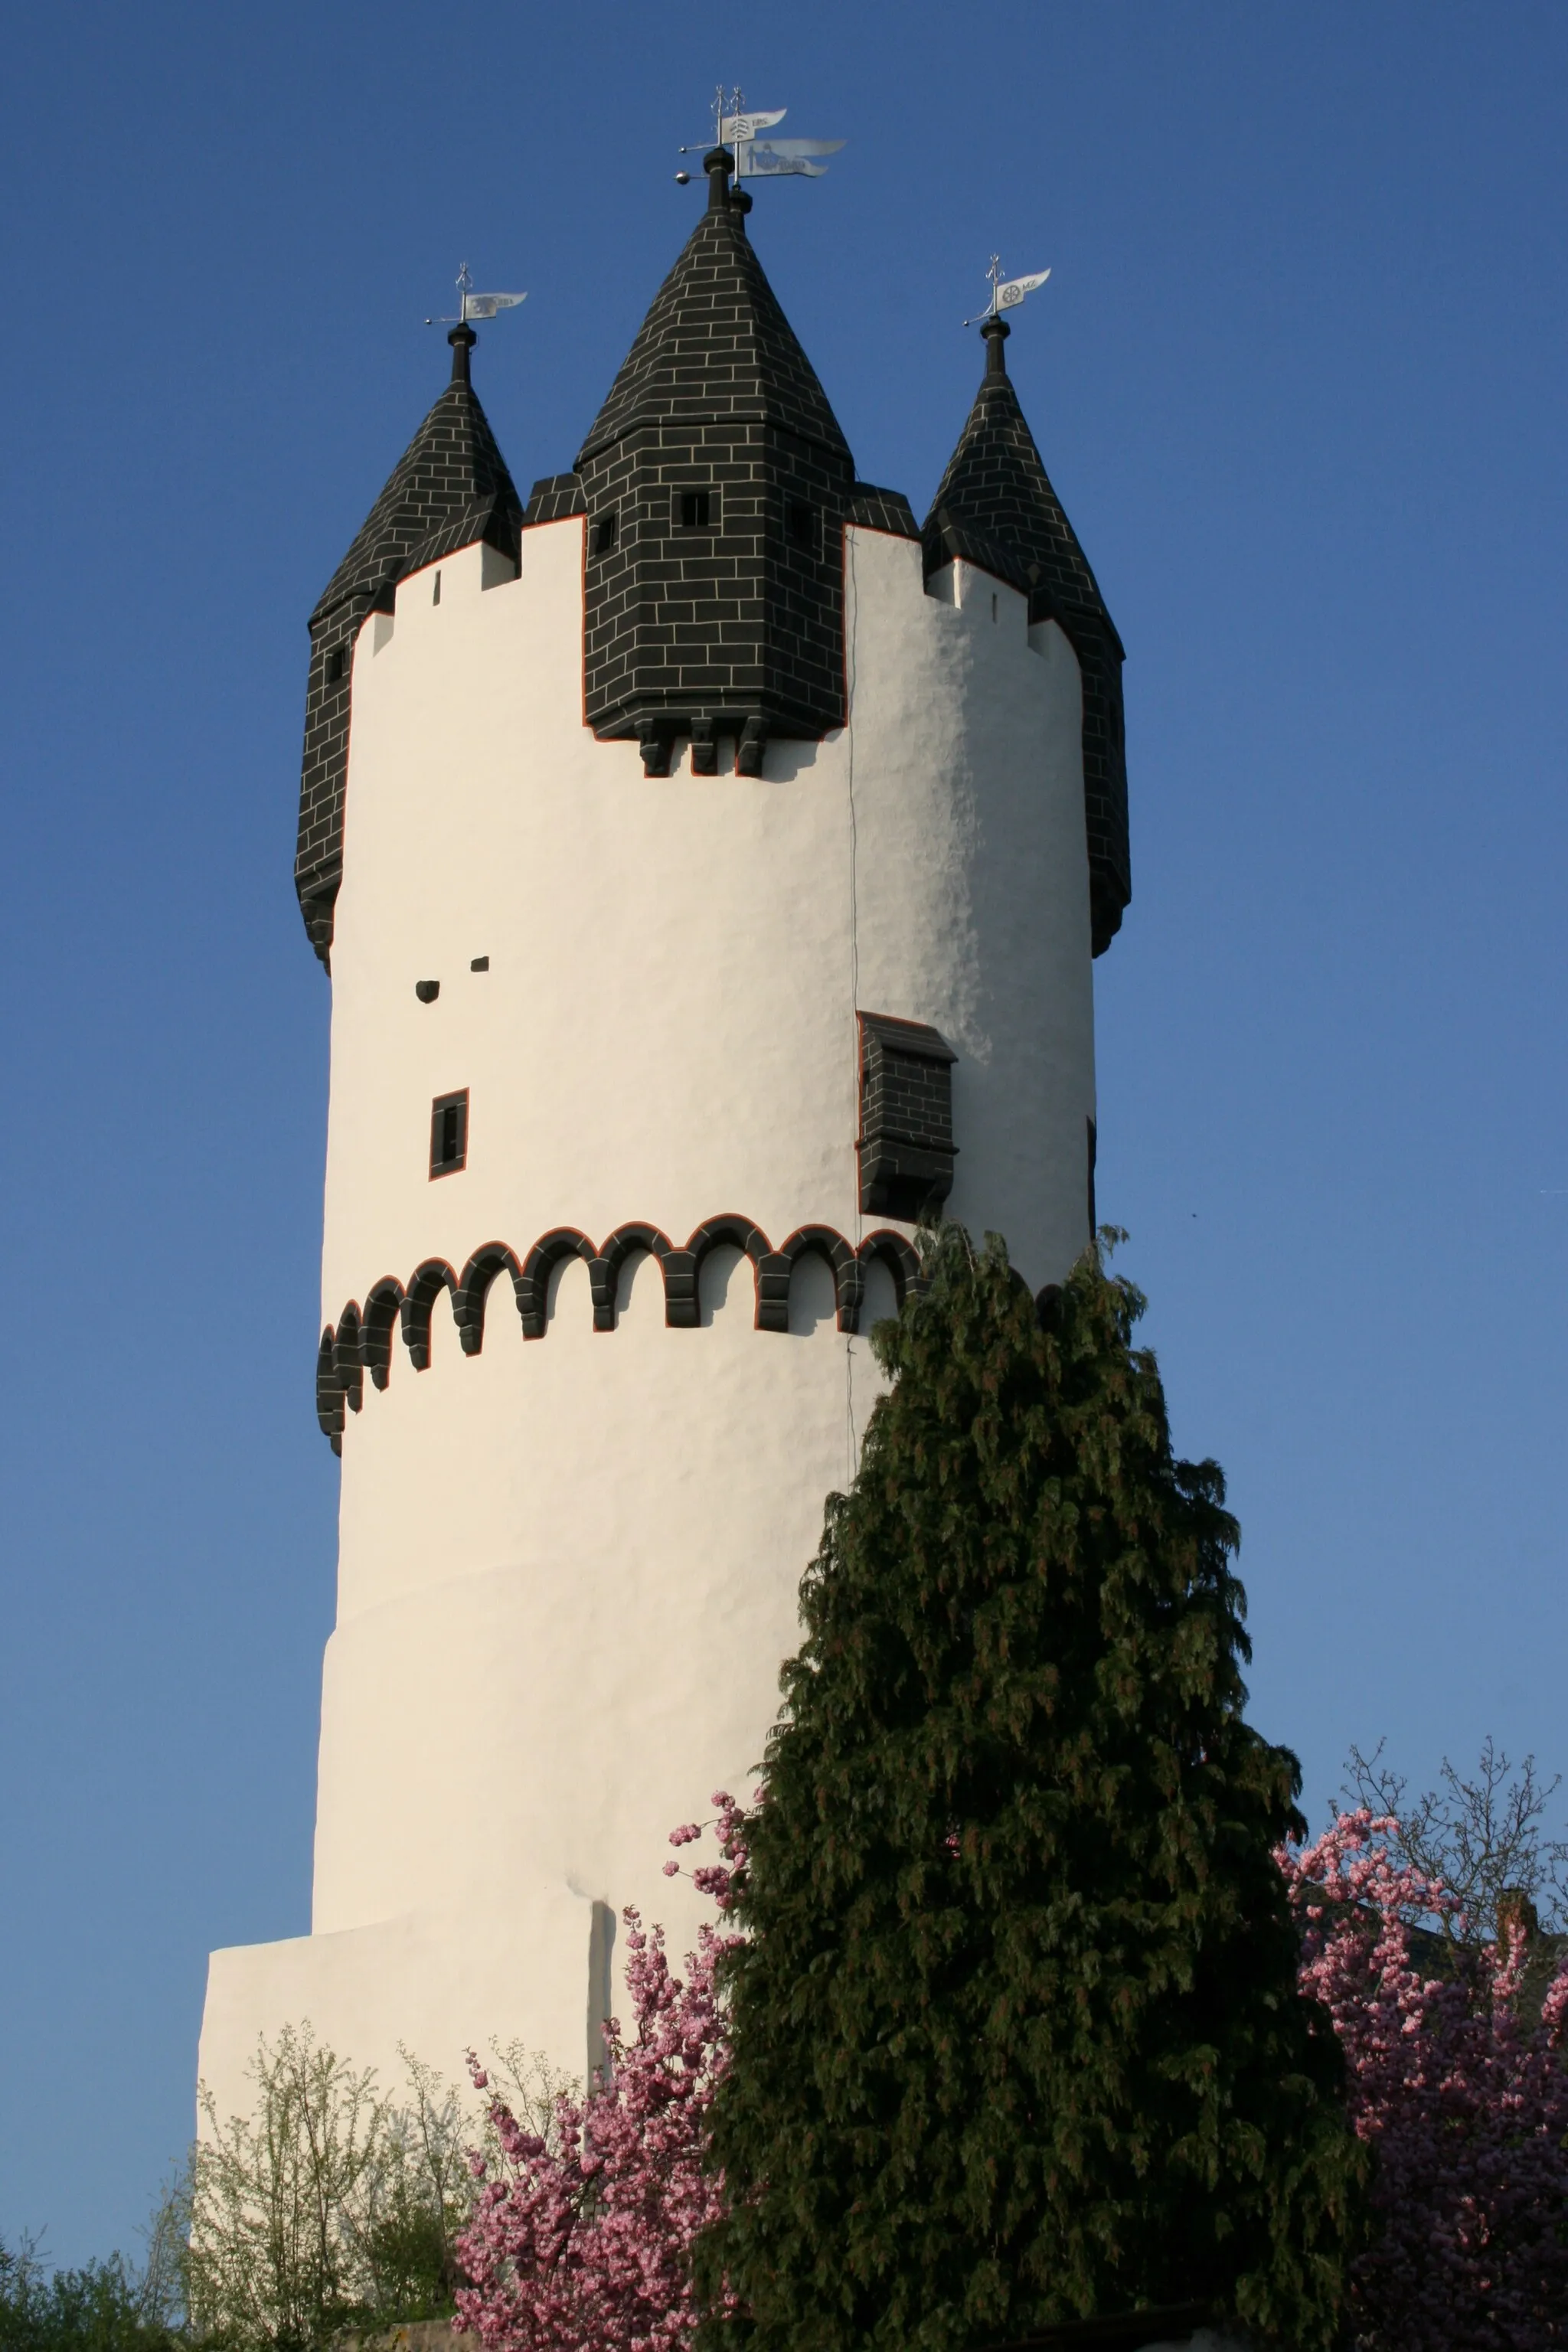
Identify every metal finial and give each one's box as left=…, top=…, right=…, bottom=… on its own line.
left=423, top=260, right=527, bottom=334
left=962, top=256, right=1050, bottom=328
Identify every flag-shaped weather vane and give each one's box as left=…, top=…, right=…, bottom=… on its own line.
left=675, top=85, right=844, bottom=184
left=424, top=262, right=528, bottom=328
left=962, top=254, right=1051, bottom=328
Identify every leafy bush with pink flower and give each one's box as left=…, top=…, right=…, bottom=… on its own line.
left=1282, top=1809, right=1568, bottom=2352
left=453, top=1801, right=746, bottom=2352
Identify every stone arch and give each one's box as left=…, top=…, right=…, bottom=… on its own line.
left=518, top=1229, right=595, bottom=1338
left=455, top=1243, right=524, bottom=1356
left=400, top=1259, right=460, bottom=1370
left=680, top=1214, right=773, bottom=1329
left=592, top=1223, right=673, bottom=1332
left=361, top=1278, right=405, bottom=1390
left=779, top=1224, right=860, bottom=1331
left=857, top=1229, right=922, bottom=1315
left=316, top=1326, right=345, bottom=1451
left=332, top=1302, right=364, bottom=1412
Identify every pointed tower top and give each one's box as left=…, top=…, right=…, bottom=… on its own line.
left=311, top=335, right=523, bottom=629
left=924, top=326, right=1131, bottom=953
left=925, top=321, right=1116, bottom=635
left=577, top=156, right=851, bottom=470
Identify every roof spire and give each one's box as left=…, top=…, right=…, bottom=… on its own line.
left=449, top=324, right=476, bottom=384
left=704, top=143, right=733, bottom=210
left=981, top=315, right=1010, bottom=375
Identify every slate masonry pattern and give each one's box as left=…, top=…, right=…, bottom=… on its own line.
left=295, top=330, right=524, bottom=964
left=576, top=149, right=858, bottom=773
left=858, top=1011, right=958, bottom=1222
left=923, top=318, right=1131, bottom=955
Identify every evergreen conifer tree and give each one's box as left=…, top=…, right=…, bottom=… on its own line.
left=699, top=1227, right=1363, bottom=2352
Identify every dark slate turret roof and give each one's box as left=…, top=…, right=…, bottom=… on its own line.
left=924, top=320, right=1132, bottom=953
left=922, top=328, right=1120, bottom=652
left=312, top=341, right=523, bottom=627
left=295, top=332, right=524, bottom=967
left=577, top=190, right=853, bottom=469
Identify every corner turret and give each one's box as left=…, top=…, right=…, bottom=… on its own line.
left=924, top=316, right=1130, bottom=952
left=295, top=331, right=524, bottom=963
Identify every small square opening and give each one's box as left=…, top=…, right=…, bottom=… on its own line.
left=324, top=645, right=347, bottom=684
left=786, top=501, right=817, bottom=553
left=677, top=489, right=714, bottom=530
left=430, top=1087, right=469, bottom=1178
left=593, top=511, right=618, bottom=555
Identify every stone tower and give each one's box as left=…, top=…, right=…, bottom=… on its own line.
left=198, top=149, right=1129, bottom=2116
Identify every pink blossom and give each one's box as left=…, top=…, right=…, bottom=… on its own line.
left=1281, top=1811, right=1568, bottom=2351
left=456, top=1884, right=737, bottom=2352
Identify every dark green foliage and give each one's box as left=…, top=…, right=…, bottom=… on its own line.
left=0, top=2243, right=181, bottom=2352
left=700, top=1227, right=1364, bottom=2352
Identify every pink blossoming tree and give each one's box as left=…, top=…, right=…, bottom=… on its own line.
left=453, top=1801, right=746, bottom=2352
left=1282, top=1809, right=1568, bottom=2352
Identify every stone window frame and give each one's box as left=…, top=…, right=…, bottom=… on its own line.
left=429, top=1088, right=469, bottom=1181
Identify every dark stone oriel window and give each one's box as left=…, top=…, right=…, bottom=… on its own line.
left=786, top=501, right=817, bottom=553
left=430, top=1088, right=469, bottom=1179
left=593, top=511, right=618, bottom=555
left=677, top=489, right=714, bottom=530
left=857, top=1013, right=957, bottom=1222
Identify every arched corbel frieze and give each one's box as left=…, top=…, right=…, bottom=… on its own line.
left=594, top=1223, right=675, bottom=1331
left=779, top=1225, right=861, bottom=1331
left=518, top=1229, right=596, bottom=1339
left=332, top=1302, right=364, bottom=1412
left=400, top=1259, right=460, bottom=1370
left=315, top=1217, right=928, bottom=1437
left=361, top=1279, right=406, bottom=1390
left=684, top=1214, right=773, bottom=1329
left=455, top=1243, right=524, bottom=1356
left=857, top=1229, right=923, bottom=1315
left=316, top=1326, right=345, bottom=1451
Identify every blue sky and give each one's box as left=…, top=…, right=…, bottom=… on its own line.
left=2, top=0, right=1563, bottom=2268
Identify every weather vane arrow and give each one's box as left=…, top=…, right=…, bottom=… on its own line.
left=675, top=85, right=844, bottom=183
left=962, top=255, right=1050, bottom=328
left=425, top=262, right=528, bottom=328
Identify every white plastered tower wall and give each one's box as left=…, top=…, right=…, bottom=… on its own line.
left=198, top=514, right=1097, bottom=2124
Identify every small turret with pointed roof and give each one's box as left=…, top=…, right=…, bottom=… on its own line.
left=573, top=144, right=859, bottom=776
left=925, top=314, right=1131, bottom=953
left=294, top=328, right=524, bottom=964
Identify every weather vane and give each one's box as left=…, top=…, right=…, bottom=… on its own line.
left=962, top=255, right=1051, bottom=328
left=673, top=84, right=844, bottom=185
left=424, top=262, right=528, bottom=328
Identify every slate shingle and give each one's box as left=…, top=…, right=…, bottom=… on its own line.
left=577, top=155, right=859, bottom=761
left=293, top=333, right=524, bottom=965
left=923, top=321, right=1131, bottom=954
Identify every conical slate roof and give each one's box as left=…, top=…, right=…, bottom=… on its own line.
left=312, top=345, right=523, bottom=626
left=923, top=328, right=1119, bottom=647
left=296, top=335, right=524, bottom=967
left=577, top=190, right=853, bottom=468
left=924, top=323, right=1131, bottom=952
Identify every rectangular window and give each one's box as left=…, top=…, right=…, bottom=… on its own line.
left=324, top=645, right=347, bottom=684
left=677, top=488, right=713, bottom=530
left=430, top=1088, right=469, bottom=1178
left=857, top=1013, right=958, bottom=1222
left=593, top=511, right=618, bottom=555
left=787, top=501, right=817, bottom=553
